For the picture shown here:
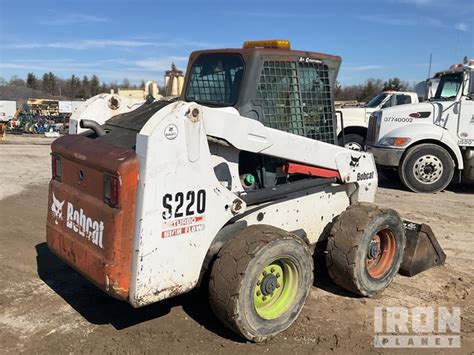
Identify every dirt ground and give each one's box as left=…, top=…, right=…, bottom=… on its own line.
left=1, top=135, right=473, bottom=354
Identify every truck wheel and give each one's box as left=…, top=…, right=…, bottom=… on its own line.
left=326, top=203, right=405, bottom=297
left=340, top=133, right=365, bottom=151
left=209, top=225, right=313, bottom=342
left=399, top=144, right=454, bottom=193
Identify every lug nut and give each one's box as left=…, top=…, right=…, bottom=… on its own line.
left=256, top=291, right=261, bottom=296
left=262, top=296, right=267, bottom=301
left=276, top=273, right=280, bottom=278
left=262, top=271, right=267, bottom=276
left=257, top=280, right=261, bottom=286
left=276, top=283, right=281, bottom=288
left=270, top=267, right=275, bottom=273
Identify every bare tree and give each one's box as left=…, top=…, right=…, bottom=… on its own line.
left=121, top=78, right=130, bottom=89
left=26, top=73, right=39, bottom=89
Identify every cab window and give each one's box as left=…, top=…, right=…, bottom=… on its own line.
left=433, top=72, right=463, bottom=100
left=381, top=99, right=392, bottom=109
left=395, top=95, right=411, bottom=105
left=185, top=54, right=244, bottom=106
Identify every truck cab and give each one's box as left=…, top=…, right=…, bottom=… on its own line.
left=367, top=58, right=474, bottom=193
left=338, top=91, right=418, bottom=151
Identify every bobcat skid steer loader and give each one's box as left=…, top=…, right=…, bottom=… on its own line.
left=46, top=40, right=445, bottom=342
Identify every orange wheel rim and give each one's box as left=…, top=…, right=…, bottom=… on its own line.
left=366, top=229, right=396, bottom=279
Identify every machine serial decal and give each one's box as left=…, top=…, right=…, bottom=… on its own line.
left=357, top=171, right=375, bottom=181
left=383, top=117, right=413, bottom=123
left=161, top=216, right=206, bottom=238
left=51, top=193, right=104, bottom=248
left=162, top=189, right=207, bottom=220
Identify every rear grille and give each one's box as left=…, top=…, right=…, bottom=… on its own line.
left=366, top=114, right=379, bottom=145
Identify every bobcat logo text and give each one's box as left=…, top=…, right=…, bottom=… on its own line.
left=50, top=193, right=104, bottom=248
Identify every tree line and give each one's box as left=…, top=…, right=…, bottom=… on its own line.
left=0, top=72, right=413, bottom=103
left=0, top=72, right=147, bottom=101
left=335, top=77, right=413, bottom=103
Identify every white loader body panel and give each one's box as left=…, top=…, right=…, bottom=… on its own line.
left=69, top=94, right=144, bottom=134
left=129, top=101, right=378, bottom=306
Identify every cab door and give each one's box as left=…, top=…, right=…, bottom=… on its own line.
left=457, top=97, right=474, bottom=146
left=456, top=72, right=474, bottom=146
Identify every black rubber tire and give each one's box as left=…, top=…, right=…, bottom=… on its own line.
left=399, top=144, right=454, bottom=193
left=340, top=133, right=366, bottom=151
left=326, top=203, right=406, bottom=297
left=209, top=225, right=313, bottom=342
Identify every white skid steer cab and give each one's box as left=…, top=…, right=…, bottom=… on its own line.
left=46, top=40, right=445, bottom=342
left=367, top=57, right=474, bottom=193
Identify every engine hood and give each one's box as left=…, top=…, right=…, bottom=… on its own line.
left=381, top=102, right=432, bottom=118
left=374, top=100, right=459, bottom=148
left=338, top=107, right=375, bottom=127
left=339, top=107, right=368, bottom=117
left=379, top=100, right=457, bottom=123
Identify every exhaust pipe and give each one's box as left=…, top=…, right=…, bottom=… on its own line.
left=79, top=119, right=106, bottom=137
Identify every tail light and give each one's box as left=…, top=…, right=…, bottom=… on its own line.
left=104, top=173, right=120, bottom=208
left=51, top=154, right=62, bottom=181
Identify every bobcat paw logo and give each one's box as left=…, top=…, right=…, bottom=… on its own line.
left=51, top=193, right=65, bottom=225
left=350, top=155, right=361, bottom=168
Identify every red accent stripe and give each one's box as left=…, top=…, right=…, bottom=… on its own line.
left=284, top=162, right=341, bottom=180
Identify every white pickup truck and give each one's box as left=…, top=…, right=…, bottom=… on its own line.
left=338, top=91, right=419, bottom=150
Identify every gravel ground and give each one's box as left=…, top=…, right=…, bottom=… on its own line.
left=0, top=135, right=472, bottom=354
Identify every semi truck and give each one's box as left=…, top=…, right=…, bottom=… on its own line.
left=367, top=57, right=474, bottom=193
